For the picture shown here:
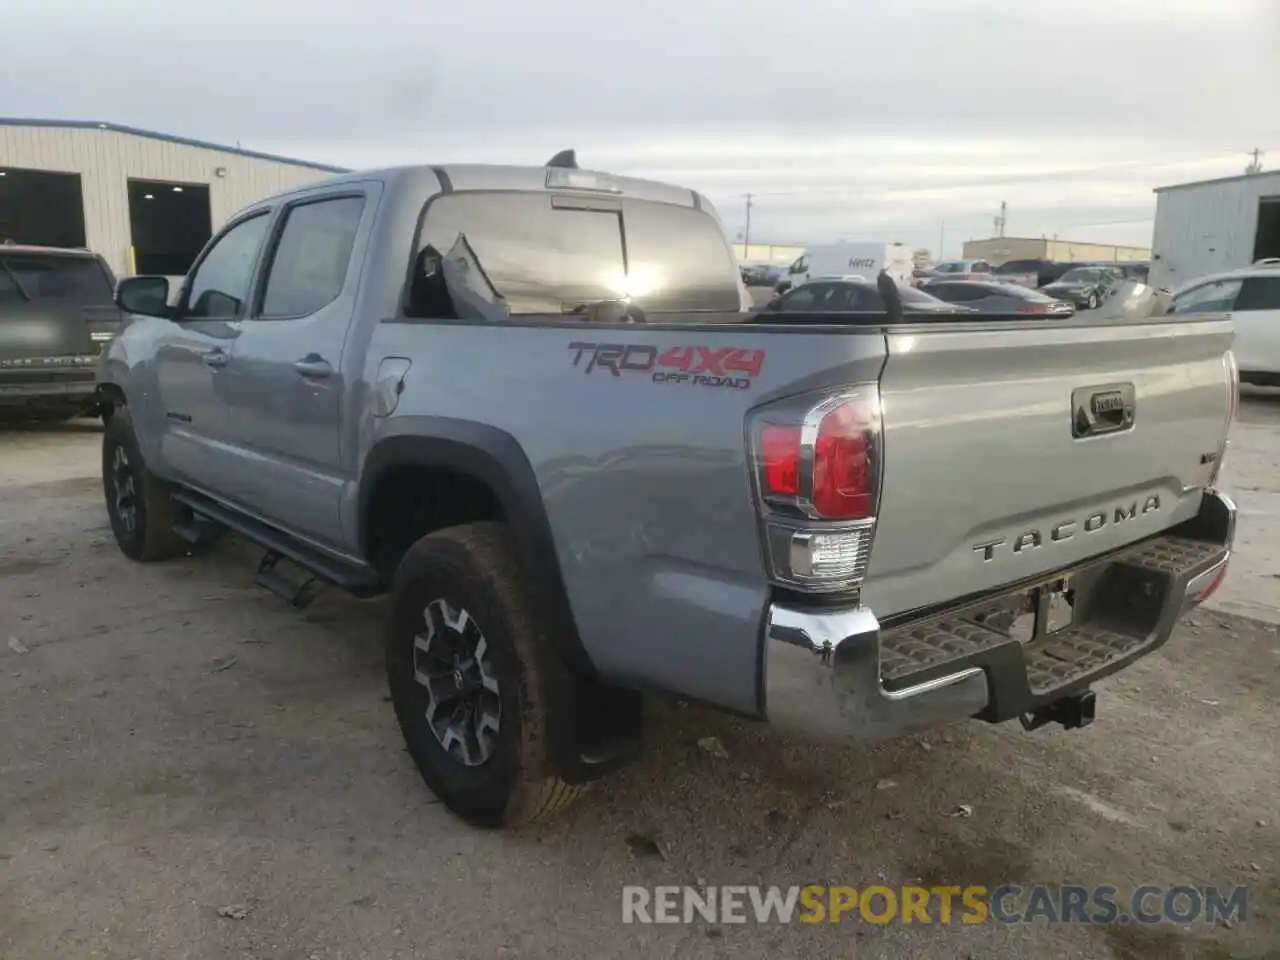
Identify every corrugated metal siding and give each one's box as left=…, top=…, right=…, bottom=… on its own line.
left=1150, top=171, right=1280, bottom=290
left=0, top=125, right=335, bottom=276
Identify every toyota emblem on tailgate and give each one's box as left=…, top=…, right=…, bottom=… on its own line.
left=1071, top=383, right=1135, bottom=438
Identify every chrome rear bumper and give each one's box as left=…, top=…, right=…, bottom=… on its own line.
left=763, top=490, right=1236, bottom=742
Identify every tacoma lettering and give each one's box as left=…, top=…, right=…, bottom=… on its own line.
left=973, top=495, right=1162, bottom=562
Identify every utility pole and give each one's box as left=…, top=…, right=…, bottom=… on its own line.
left=938, top=220, right=945, bottom=260
left=1246, top=149, right=1264, bottom=174
left=995, top=201, right=1007, bottom=238
left=742, top=194, right=754, bottom=255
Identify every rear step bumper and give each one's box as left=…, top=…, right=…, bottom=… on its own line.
left=763, top=490, right=1235, bottom=741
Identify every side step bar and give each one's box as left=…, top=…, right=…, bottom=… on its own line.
left=172, top=488, right=382, bottom=598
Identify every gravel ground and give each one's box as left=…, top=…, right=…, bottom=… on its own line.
left=0, top=407, right=1277, bottom=960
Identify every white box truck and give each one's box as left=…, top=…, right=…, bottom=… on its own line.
left=775, top=242, right=915, bottom=292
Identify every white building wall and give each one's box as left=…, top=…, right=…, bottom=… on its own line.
left=0, top=124, right=338, bottom=277
left=1150, top=171, right=1280, bottom=291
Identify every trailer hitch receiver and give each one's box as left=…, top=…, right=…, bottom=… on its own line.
left=1020, top=690, right=1097, bottom=732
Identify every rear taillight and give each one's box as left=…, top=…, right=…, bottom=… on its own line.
left=1226, top=350, right=1240, bottom=425
left=748, top=388, right=882, bottom=593
left=1017, top=304, right=1050, bottom=315
left=1209, top=351, right=1239, bottom=490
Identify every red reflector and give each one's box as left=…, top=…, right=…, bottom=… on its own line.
left=812, top=401, right=875, bottom=519
left=760, top=424, right=801, bottom=496
left=1194, top=561, right=1229, bottom=605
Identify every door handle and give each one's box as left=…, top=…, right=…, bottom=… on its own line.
left=202, top=349, right=229, bottom=369
left=294, top=355, right=333, bottom=379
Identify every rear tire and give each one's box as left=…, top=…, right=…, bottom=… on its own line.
left=102, top=407, right=188, bottom=562
left=1086, top=292, right=1098, bottom=309
left=386, top=522, right=587, bottom=827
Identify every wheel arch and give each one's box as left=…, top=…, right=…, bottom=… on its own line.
left=358, top=422, right=595, bottom=676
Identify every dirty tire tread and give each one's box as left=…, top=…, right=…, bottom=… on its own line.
left=102, top=407, right=187, bottom=563
left=387, top=521, right=587, bottom=828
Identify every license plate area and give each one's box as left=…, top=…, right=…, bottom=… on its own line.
left=967, top=577, right=1074, bottom=644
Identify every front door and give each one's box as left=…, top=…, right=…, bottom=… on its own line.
left=154, top=211, right=272, bottom=490
left=219, top=190, right=373, bottom=548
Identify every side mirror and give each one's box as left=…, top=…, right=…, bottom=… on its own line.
left=114, top=276, right=171, bottom=319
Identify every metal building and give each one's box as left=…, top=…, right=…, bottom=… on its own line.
left=1150, top=170, right=1280, bottom=291
left=961, top=236, right=1151, bottom=266
left=0, top=118, right=347, bottom=279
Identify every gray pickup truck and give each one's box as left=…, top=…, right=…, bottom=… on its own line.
left=95, top=158, right=1238, bottom=828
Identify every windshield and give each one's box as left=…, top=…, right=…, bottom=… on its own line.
left=931, top=262, right=965, bottom=273
left=1058, top=268, right=1102, bottom=283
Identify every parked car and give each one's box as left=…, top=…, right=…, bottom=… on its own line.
left=1169, top=261, right=1280, bottom=385
left=0, top=245, right=121, bottom=422
left=922, top=279, right=1075, bottom=316
left=993, top=258, right=1073, bottom=289
left=766, top=277, right=969, bottom=315
left=96, top=159, right=1237, bottom=829
left=1116, top=261, right=1151, bottom=283
left=1040, top=266, right=1121, bottom=309
left=740, top=263, right=780, bottom=287
left=928, top=258, right=994, bottom=281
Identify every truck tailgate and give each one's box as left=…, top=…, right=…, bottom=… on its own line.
left=863, top=317, right=1234, bottom=621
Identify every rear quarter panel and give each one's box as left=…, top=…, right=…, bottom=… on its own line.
left=363, top=319, right=886, bottom=713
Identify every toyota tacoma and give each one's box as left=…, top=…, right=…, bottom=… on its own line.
left=94, top=156, right=1238, bottom=828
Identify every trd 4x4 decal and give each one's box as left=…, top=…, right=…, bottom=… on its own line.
left=568, top=342, right=765, bottom=391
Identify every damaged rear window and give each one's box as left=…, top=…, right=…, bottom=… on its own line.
left=406, top=191, right=742, bottom=319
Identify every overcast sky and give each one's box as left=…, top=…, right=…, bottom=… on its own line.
left=2, top=0, right=1277, bottom=255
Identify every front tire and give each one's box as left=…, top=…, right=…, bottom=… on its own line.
left=386, top=522, right=587, bottom=828
left=102, top=408, right=188, bottom=562
left=1086, top=292, right=1098, bottom=309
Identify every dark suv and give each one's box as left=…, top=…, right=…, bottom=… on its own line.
left=0, top=245, right=121, bottom=422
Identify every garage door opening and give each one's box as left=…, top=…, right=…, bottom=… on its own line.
left=0, top=167, right=87, bottom=248
left=1253, top=197, right=1280, bottom=263
left=127, top=179, right=212, bottom=276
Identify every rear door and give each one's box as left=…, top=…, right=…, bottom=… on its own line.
left=219, top=188, right=375, bottom=546
left=865, top=316, right=1233, bottom=621
left=1230, top=275, right=1280, bottom=374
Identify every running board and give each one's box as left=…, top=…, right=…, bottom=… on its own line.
left=172, top=488, right=381, bottom=596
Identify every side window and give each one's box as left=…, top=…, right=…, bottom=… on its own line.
left=1171, top=279, right=1243, bottom=315
left=1234, top=277, right=1280, bottom=312
left=259, top=196, right=365, bottom=319
left=946, top=285, right=985, bottom=302
left=972, top=261, right=991, bottom=274
left=183, top=213, right=271, bottom=320
left=780, top=283, right=826, bottom=310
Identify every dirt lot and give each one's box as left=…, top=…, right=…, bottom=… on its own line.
left=1, top=406, right=1277, bottom=960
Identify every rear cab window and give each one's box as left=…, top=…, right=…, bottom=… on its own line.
left=408, top=191, right=742, bottom=318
